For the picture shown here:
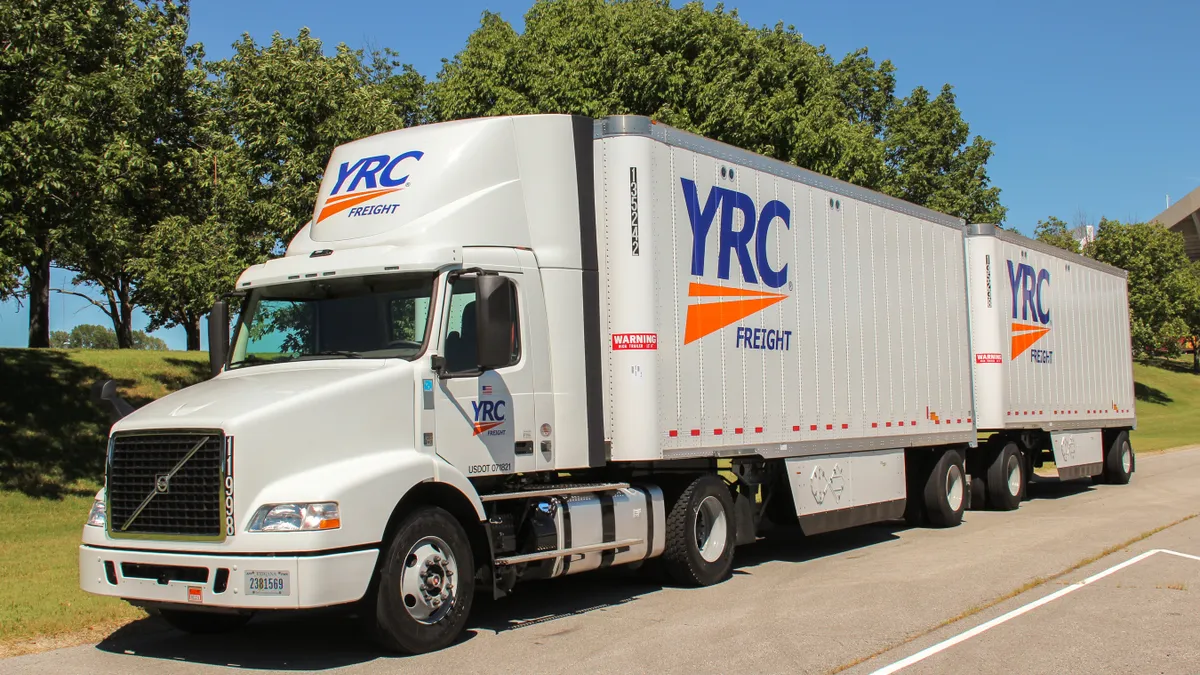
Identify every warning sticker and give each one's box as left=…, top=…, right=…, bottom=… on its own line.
left=975, top=353, right=1003, bottom=364
left=612, top=333, right=658, bottom=350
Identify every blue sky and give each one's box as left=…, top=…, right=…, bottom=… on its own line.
left=2, top=0, right=1197, bottom=349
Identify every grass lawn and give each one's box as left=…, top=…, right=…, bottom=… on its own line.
left=0, top=349, right=208, bottom=654
left=0, top=348, right=1196, bottom=653
left=1131, top=357, right=1200, bottom=452
left=0, top=491, right=144, bottom=650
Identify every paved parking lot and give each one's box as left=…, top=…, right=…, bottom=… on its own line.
left=5, top=447, right=1200, bottom=675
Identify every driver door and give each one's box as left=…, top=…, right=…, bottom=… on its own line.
left=433, top=268, right=536, bottom=477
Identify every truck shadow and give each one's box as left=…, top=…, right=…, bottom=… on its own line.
left=92, top=525, right=903, bottom=670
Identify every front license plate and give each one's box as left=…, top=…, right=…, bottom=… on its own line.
left=245, top=570, right=290, bottom=596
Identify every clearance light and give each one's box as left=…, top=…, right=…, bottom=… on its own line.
left=248, top=502, right=340, bottom=532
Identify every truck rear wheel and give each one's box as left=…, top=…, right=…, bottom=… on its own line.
left=986, top=441, right=1025, bottom=511
left=1102, top=431, right=1134, bottom=485
left=368, top=506, right=474, bottom=654
left=158, top=609, right=252, bottom=634
left=923, top=449, right=966, bottom=528
left=663, top=475, right=735, bottom=586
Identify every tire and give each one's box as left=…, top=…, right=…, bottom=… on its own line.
left=923, top=449, right=966, bottom=528
left=367, top=506, right=475, bottom=654
left=1103, top=431, right=1135, bottom=485
left=985, top=441, right=1025, bottom=511
left=662, top=475, right=736, bottom=586
left=158, top=609, right=252, bottom=634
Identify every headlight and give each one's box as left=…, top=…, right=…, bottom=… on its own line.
left=86, top=497, right=106, bottom=528
left=248, top=502, right=340, bottom=532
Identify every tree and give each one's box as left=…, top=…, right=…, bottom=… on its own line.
left=129, top=215, right=247, bottom=349
left=1184, top=262, right=1200, bottom=374
left=0, top=0, right=131, bottom=346
left=433, top=0, right=1005, bottom=223
left=49, top=323, right=167, bottom=349
left=1087, top=219, right=1197, bottom=357
left=53, top=0, right=205, bottom=348
left=209, top=29, right=428, bottom=245
left=1034, top=216, right=1081, bottom=254
left=60, top=324, right=119, bottom=349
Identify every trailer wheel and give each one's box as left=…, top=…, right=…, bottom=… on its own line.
left=923, top=450, right=966, bottom=528
left=1102, top=431, right=1135, bottom=485
left=662, top=475, right=735, bottom=586
left=985, top=442, right=1025, bottom=511
left=368, top=506, right=474, bottom=654
left=158, top=609, right=252, bottom=634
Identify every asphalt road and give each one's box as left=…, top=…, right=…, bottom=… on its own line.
left=6, top=447, right=1200, bottom=675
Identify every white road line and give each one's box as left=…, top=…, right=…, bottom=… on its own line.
left=1160, top=548, right=1200, bottom=562
left=869, top=548, right=1184, bottom=675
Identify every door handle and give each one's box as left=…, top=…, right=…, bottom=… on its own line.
left=515, top=441, right=533, bottom=455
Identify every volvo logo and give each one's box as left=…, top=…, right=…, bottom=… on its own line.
left=155, top=474, right=171, bottom=493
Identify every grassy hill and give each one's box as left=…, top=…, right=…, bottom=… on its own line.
left=1130, top=357, right=1200, bottom=452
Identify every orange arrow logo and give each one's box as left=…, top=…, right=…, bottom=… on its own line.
left=1011, top=322, right=1050, bottom=359
left=684, top=282, right=788, bottom=344
left=472, top=421, right=503, bottom=436
left=316, top=186, right=405, bottom=223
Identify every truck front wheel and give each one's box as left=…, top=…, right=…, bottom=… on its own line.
left=368, top=506, right=474, bottom=654
left=662, top=475, right=736, bottom=586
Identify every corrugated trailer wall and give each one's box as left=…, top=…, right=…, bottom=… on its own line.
left=967, top=225, right=1135, bottom=432
left=595, top=118, right=976, bottom=462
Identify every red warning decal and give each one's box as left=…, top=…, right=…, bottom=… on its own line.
left=975, top=353, right=1003, bottom=364
left=612, top=333, right=658, bottom=350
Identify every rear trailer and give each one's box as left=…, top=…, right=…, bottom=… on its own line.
left=81, top=114, right=1136, bottom=654
left=965, top=223, right=1136, bottom=503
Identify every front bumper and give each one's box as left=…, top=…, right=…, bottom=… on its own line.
left=80, top=545, right=378, bottom=610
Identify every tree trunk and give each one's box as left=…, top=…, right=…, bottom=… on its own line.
left=26, top=236, right=51, bottom=348
left=116, top=283, right=134, bottom=349
left=185, top=314, right=201, bottom=351
left=1193, top=340, right=1199, bottom=375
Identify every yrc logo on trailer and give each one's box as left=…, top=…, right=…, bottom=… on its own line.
left=1008, top=260, right=1053, bottom=363
left=680, top=178, right=792, bottom=348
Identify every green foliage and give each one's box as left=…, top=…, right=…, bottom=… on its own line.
left=208, top=29, right=428, bottom=244
left=433, top=0, right=1005, bottom=223
left=1034, top=216, right=1081, bottom=254
left=46, top=324, right=167, bottom=350
left=1088, top=219, right=1200, bottom=357
left=0, top=0, right=135, bottom=344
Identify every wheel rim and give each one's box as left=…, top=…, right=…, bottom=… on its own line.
left=399, top=536, right=458, bottom=624
left=694, top=495, right=729, bottom=563
left=1006, top=453, right=1022, bottom=497
left=946, top=464, right=964, bottom=512
left=1121, top=441, right=1132, bottom=474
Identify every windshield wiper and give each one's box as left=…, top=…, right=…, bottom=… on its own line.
left=308, top=350, right=363, bottom=359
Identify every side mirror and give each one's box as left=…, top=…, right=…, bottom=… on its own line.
left=475, top=275, right=516, bottom=371
left=208, top=299, right=230, bottom=378
left=91, top=379, right=134, bottom=423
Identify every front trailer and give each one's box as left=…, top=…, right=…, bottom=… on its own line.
left=80, top=115, right=1136, bottom=653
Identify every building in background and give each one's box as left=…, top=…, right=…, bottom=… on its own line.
left=1071, top=224, right=1096, bottom=250
left=1153, top=186, right=1200, bottom=261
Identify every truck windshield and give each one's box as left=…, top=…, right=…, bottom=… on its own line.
left=228, top=274, right=435, bottom=369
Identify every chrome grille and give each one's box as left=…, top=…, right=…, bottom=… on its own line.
left=107, top=432, right=224, bottom=538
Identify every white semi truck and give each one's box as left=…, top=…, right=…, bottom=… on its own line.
left=80, top=114, right=1137, bottom=653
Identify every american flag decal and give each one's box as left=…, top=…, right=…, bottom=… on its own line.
left=481, top=385, right=493, bottom=395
